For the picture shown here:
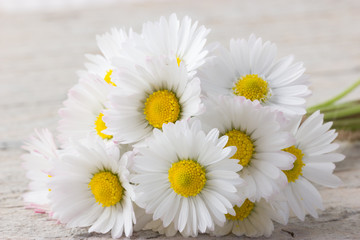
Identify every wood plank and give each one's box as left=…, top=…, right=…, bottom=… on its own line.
left=1, top=0, right=359, bottom=238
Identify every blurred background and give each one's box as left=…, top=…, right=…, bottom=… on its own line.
left=1, top=0, right=360, bottom=146
left=0, top=0, right=359, bottom=238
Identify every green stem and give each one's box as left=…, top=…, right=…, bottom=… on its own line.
left=323, top=105, right=360, bottom=121
left=307, top=100, right=360, bottom=115
left=307, top=79, right=360, bottom=113
left=332, top=118, right=360, bottom=131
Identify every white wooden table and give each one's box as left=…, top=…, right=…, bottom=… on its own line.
left=1, top=0, right=359, bottom=239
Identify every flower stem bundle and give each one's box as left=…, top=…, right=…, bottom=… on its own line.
left=307, top=79, right=360, bottom=131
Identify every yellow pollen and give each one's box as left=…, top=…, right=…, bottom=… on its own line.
left=94, top=112, right=113, bottom=140
left=104, top=69, right=116, bottom=86
left=176, top=57, right=182, bottom=67
left=224, top=129, right=254, bottom=167
left=144, top=90, right=181, bottom=129
left=168, top=160, right=206, bottom=197
left=225, top=199, right=255, bottom=221
left=282, top=145, right=305, bottom=182
left=88, top=171, right=123, bottom=207
left=232, top=74, right=269, bottom=102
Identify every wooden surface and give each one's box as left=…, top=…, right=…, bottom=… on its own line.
left=1, top=0, right=359, bottom=239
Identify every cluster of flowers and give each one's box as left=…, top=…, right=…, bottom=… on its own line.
left=23, top=14, right=345, bottom=238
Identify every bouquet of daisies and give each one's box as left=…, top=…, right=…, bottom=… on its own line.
left=22, top=14, right=345, bottom=238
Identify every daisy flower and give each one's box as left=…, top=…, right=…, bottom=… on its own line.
left=198, top=35, right=310, bottom=115
left=103, top=57, right=203, bottom=144
left=58, top=73, right=114, bottom=145
left=140, top=13, right=211, bottom=73
left=83, top=28, right=139, bottom=81
left=197, top=95, right=295, bottom=201
left=131, top=120, right=243, bottom=237
left=281, top=111, right=345, bottom=220
left=49, top=137, right=136, bottom=238
left=211, top=197, right=289, bottom=237
left=22, top=129, right=58, bottom=213
left=144, top=195, right=288, bottom=238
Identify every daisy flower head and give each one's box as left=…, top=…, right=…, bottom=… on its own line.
left=131, top=120, right=244, bottom=237
left=103, top=56, right=203, bottom=144
left=212, top=196, right=289, bottom=237
left=22, top=129, right=58, bottom=213
left=140, top=13, right=211, bottom=74
left=199, top=34, right=311, bottom=115
left=281, top=110, right=345, bottom=220
left=83, top=28, right=139, bottom=80
left=197, top=95, right=295, bottom=201
left=49, top=136, right=135, bottom=238
left=58, top=73, right=115, bottom=145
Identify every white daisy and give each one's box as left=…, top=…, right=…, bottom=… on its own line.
left=198, top=35, right=310, bottom=115
left=140, top=13, right=211, bottom=73
left=22, top=129, right=58, bottom=213
left=58, top=72, right=114, bottom=145
left=131, top=120, right=243, bottom=237
left=83, top=28, right=139, bottom=80
left=211, top=197, right=289, bottom=237
left=49, top=137, right=136, bottom=238
left=103, top=57, right=203, bottom=144
left=197, top=95, right=295, bottom=201
left=281, top=110, right=345, bottom=220
left=143, top=189, right=289, bottom=238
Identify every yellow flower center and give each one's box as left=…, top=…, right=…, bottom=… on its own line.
left=104, top=69, right=116, bottom=86
left=94, top=112, right=113, bottom=140
left=176, top=57, right=182, bottom=67
left=225, top=199, right=255, bottom=221
left=168, top=160, right=206, bottom=198
left=144, top=90, right=181, bottom=129
left=88, top=171, right=123, bottom=207
left=232, top=74, right=269, bottom=102
left=224, top=129, right=254, bottom=167
left=282, top=145, right=305, bottom=182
